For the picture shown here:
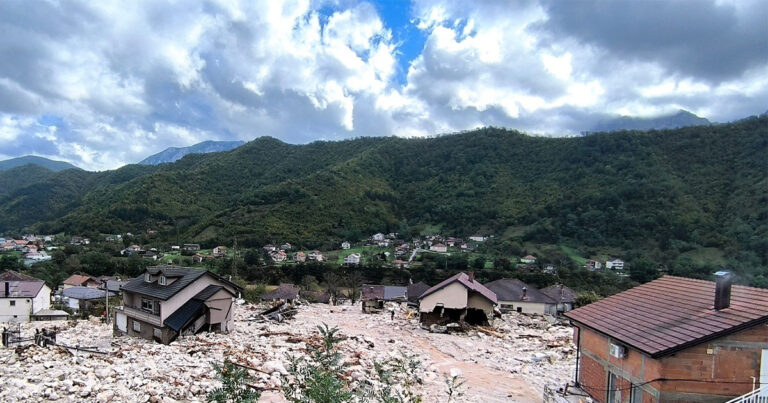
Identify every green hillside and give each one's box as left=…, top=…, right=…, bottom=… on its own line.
left=1, top=117, right=766, bottom=283
left=0, top=155, right=80, bottom=172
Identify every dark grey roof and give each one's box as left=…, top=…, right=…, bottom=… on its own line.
left=193, top=285, right=227, bottom=301
left=99, top=280, right=129, bottom=292
left=261, top=284, right=300, bottom=300
left=163, top=299, right=205, bottom=332
left=62, top=286, right=115, bottom=300
left=485, top=278, right=555, bottom=304
left=121, top=266, right=207, bottom=300
left=540, top=285, right=577, bottom=303
left=384, top=286, right=407, bottom=300
left=407, top=282, right=431, bottom=302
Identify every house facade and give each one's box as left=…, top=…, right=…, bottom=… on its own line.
left=605, top=259, right=625, bottom=270
left=0, top=271, right=51, bottom=322
left=418, top=272, right=497, bottom=326
left=344, top=253, right=361, bottom=265
left=539, top=284, right=576, bottom=313
left=429, top=243, right=447, bottom=253
left=115, top=266, right=240, bottom=344
left=565, top=273, right=768, bottom=402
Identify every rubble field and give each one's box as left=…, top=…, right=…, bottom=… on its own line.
left=0, top=303, right=575, bottom=402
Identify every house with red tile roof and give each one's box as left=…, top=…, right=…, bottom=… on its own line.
left=564, top=272, right=768, bottom=402
left=418, top=272, right=497, bottom=326
left=62, top=274, right=99, bottom=289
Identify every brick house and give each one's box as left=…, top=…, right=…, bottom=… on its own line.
left=564, top=272, right=768, bottom=402
left=114, top=266, right=240, bottom=344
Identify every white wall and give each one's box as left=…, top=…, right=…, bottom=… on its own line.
left=0, top=298, right=33, bottom=322
left=32, top=284, right=51, bottom=314
left=499, top=300, right=556, bottom=315
left=420, top=282, right=468, bottom=312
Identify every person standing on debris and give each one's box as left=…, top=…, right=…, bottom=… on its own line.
left=390, top=307, right=395, bottom=321
left=2, top=327, right=8, bottom=347
left=34, top=329, right=40, bottom=346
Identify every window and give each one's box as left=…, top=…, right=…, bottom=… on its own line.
left=630, top=385, right=642, bottom=403
left=133, top=320, right=141, bottom=332
left=159, top=276, right=166, bottom=286
left=144, top=273, right=151, bottom=282
left=9, top=300, right=15, bottom=306
left=141, top=298, right=155, bottom=313
left=607, top=372, right=621, bottom=403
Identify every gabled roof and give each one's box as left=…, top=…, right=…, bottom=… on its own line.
left=419, top=273, right=497, bottom=304
left=1, top=280, right=45, bottom=298
left=564, top=275, right=768, bottom=358
left=485, top=278, right=555, bottom=304
left=193, top=285, right=229, bottom=301
left=63, top=274, right=95, bottom=286
left=122, top=266, right=211, bottom=300
left=540, top=285, right=577, bottom=303
left=0, top=270, right=41, bottom=282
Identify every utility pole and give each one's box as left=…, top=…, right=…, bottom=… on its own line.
left=232, top=236, right=238, bottom=279
left=104, top=279, right=109, bottom=324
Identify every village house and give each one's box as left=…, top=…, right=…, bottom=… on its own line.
left=12, top=240, right=27, bottom=250
left=270, top=250, right=287, bottom=263
left=62, top=274, right=100, bottom=289
left=308, top=250, right=325, bottom=262
left=469, top=235, right=487, bottom=242
left=539, top=284, right=576, bottom=314
left=371, top=233, right=385, bottom=242
left=212, top=246, right=227, bottom=258
left=0, top=271, right=52, bottom=322
left=170, top=245, right=180, bottom=251
left=114, top=266, right=240, bottom=344
left=605, top=258, right=625, bottom=270
left=69, top=236, right=90, bottom=245
left=392, top=259, right=409, bottom=269
left=429, top=243, right=447, bottom=253
left=192, top=253, right=206, bottom=264
left=418, top=272, right=497, bottom=326
left=262, top=244, right=277, bottom=252
left=341, top=241, right=351, bottom=250
left=585, top=259, right=603, bottom=271
left=361, top=285, right=408, bottom=312
left=62, top=286, right=115, bottom=313
left=565, top=272, right=768, bottom=402
left=520, top=255, right=537, bottom=264
left=142, top=250, right=158, bottom=260
left=280, top=243, right=292, bottom=251
left=293, top=251, right=306, bottom=263
left=182, top=244, right=200, bottom=251
left=344, top=253, right=361, bottom=265
left=485, top=278, right=557, bottom=315
left=260, top=284, right=300, bottom=305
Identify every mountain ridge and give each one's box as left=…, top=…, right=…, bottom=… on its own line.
left=138, top=140, right=246, bottom=165
left=0, top=155, right=81, bottom=172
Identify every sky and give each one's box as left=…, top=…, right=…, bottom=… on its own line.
left=0, top=0, right=766, bottom=171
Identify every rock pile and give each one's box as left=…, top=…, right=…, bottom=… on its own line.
left=0, top=303, right=575, bottom=402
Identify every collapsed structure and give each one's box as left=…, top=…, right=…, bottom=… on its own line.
left=417, top=272, right=497, bottom=326
left=361, top=285, right=407, bottom=312
left=114, top=266, right=240, bottom=344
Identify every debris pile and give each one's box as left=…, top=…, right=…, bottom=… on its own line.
left=0, top=303, right=575, bottom=402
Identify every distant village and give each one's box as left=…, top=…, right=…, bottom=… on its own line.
left=1, top=230, right=763, bottom=403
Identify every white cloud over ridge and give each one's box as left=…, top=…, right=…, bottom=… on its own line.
left=0, top=0, right=764, bottom=170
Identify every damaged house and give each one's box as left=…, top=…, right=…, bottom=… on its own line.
left=418, top=272, right=497, bottom=326
left=260, top=284, right=300, bottom=305
left=361, top=285, right=408, bottom=312
left=115, top=266, right=240, bottom=344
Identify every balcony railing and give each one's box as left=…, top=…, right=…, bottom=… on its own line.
left=116, top=305, right=163, bottom=327
left=726, top=386, right=768, bottom=403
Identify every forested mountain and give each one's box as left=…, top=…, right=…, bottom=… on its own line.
left=0, top=155, right=81, bottom=172
left=589, top=109, right=711, bottom=133
left=1, top=117, right=766, bottom=281
left=138, top=140, right=246, bottom=165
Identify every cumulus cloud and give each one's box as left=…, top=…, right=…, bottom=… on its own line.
left=0, top=0, right=764, bottom=170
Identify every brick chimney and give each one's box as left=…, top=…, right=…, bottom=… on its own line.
left=468, top=272, right=474, bottom=282
left=4, top=282, right=8, bottom=297
left=714, top=271, right=732, bottom=310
